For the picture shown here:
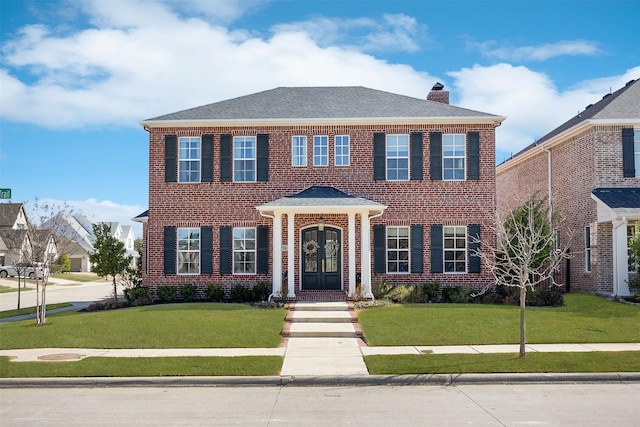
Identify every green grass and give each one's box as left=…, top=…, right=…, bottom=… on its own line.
left=0, top=356, right=283, bottom=377
left=358, top=293, right=640, bottom=346
left=0, top=303, right=287, bottom=349
left=51, top=273, right=105, bottom=282
left=365, top=351, right=640, bottom=375
left=0, top=303, right=71, bottom=320
left=0, top=285, right=35, bottom=294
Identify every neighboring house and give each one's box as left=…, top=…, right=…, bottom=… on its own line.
left=138, top=85, right=504, bottom=299
left=42, top=214, right=139, bottom=272
left=0, top=203, right=32, bottom=265
left=496, top=78, right=640, bottom=297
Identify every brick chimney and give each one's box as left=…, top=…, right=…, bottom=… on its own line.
left=427, top=82, right=449, bottom=104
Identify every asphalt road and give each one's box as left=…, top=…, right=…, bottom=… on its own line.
left=1, top=383, right=638, bottom=426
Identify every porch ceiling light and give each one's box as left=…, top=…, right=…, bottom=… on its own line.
left=318, top=218, right=325, bottom=231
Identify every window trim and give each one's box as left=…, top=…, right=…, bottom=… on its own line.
left=386, top=134, right=410, bottom=181
left=334, top=135, right=350, bottom=166
left=442, top=134, right=466, bottom=181
left=177, top=227, right=200, bottom=275
left=313, top=135, right=329, bottom=167
left=584, top=226, right=592, bottom=273
left=178, top=136, right=201, bottom=183
left=233, top=227, right=256, bottom=275
left=386, top=226, right=410, bottom=274
left=443, top=225, right=467, bottom=274
left=233, top=136, right=257, bottom=182
left=634, top=129, right=640, bottom=178
left=292, top=135, right=307, bottom=167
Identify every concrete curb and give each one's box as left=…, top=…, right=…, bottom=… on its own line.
left=2, top=372, right=639, bottom=388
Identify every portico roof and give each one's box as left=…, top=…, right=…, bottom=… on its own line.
left=591, top=188, right=640, bottom=222
left=257, top=186, right=386, bottom=216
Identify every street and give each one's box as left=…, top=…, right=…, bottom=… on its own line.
left=1, top=383, right=638, bottom=426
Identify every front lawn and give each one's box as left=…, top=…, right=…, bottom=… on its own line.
left=358, top=293, right=640, bottom=346
left=0, top=303, right=287, bottom=349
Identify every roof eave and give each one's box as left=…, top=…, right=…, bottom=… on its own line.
left=141, top=116, right=505, bottom=129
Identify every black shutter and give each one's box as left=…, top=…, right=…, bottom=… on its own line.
left=622, top=128, right=635, bottom=178
left=201, top=135, right=214, bottom=182
left=220, top=226, right=232, bottom=274
left=373, top=132, right=386, bottom=181
left=430, top=132, right=442, bottom=180
left=373, top=225, right=386, bottom=273
left=201, top=226, right=213, bottom=274
left=430, top=224, right=443, bottom=273
left=410, top=132, right=423, bottom=180
left=165, top=135, right=177, bottom=182
left=467, top=132, right=480, bottom=180
left=163, top=226, right=176, bottom=275
left=257, top=134, right=269, bottom=182
left=468, top=224, right=481, bottom=273
left=257, top=225, right=269, bottom=274
left=220, top=134, right=232, bottom=182
left=410, top=224, right=424, bottom=273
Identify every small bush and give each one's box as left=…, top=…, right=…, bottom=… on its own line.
left=181, top=284, right=198, bottom=302
left=526, top=286, right=564, bottom=307
left=421, top=281, right=440, bottom=302
left=157, top=285, right=177, bottom=303
left=206, top=284, right=225, bottom=302
left=230, top=284, right=253, bottom=303
left=124, top=285, right=153, bottom=306
left=253, top=281, right=270, bottom=302
left=372, top=280, right=394, bottom=299
left=441, top=286, right=472, bottom=303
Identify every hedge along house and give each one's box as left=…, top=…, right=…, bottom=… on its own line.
left=138, top=85, right=505, bottom=299
left=496, top=78, right=640, bottom=297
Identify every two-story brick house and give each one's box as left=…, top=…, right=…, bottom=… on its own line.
left=496, top=78, right=640, bottom=297
left=139, top=85, right=504, bottom=299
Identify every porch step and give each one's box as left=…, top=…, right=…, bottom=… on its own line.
left=287, top=322, right=357, bottom=338
left=293, top=291, right=348, bottom=301
left=282, top=301, right=363, bottom=340
left=288, top=309, right=353, bottom=323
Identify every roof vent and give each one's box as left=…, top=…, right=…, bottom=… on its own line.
left=602, top=93, right=612, bottom=100
left=626, top=79, right=635, bottom=87
left=431, top=82, right=445, bottom=91
left=427, top=82, right=449, bottom=104
left=585, top=104, right=593, bottom=109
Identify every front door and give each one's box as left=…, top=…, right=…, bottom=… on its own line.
left=302, top=227, right=341, bottom=290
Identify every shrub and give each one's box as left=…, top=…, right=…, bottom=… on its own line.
left=181, top=283, right=198, bottom=302
left=157, top=285, right=177, bottom=303
left=230, top=284, right=253, bottom=303
left=253, top=281, right=270, bottom=302
left=441, top=286, right=472, bottom=303
left=206, top=284, right=225, bottom=302
left=526, top=286, right=564, bottom=307
left=421, top=281, right=440, bottom=302
left=124, top=285, right=153, bottom=306
left=372, top=280, right=394, bottom=299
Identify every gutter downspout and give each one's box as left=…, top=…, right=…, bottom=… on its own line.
left=542, top=146, right=553, bottom=220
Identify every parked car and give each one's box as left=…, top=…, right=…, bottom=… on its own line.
left=0, top=262, right=47, bottom=279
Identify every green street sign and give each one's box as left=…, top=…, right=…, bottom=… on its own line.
left=0, top=188, right=11, bottom=199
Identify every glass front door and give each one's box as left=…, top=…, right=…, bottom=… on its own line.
left=302, top=227, right=341, bottom=290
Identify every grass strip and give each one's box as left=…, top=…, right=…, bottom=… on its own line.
left=0, top=356, right=283, bottom=378
left=0, top=303, right=71, bottom=320
left=364, top=351, right=640, bottom=375
left=0, top=285, right=35, bottom=294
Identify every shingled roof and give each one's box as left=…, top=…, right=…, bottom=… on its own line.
left=142, top=86, right=503, bottom=125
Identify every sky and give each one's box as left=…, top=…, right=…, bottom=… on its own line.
left=1, top=0, right=639, bottom=238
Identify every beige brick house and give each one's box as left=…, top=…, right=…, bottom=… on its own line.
left=496, top=78, right=640, bottom=297
left=138, top=85, right=504, bottom=299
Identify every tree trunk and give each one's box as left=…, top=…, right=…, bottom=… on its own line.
left=113, top=277, right=117, bottom=301
left=519, top=286, right=526, bottom=357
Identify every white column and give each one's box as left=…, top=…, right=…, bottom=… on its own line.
left=272, top=213, right=282, bottom=298
left=287, top=213, right=296, bottom=298
left=360, top=212, right=373, bottom=298
left=348, top=212, right=356, bottom=298
left=612, top=218, right=631, bottom=297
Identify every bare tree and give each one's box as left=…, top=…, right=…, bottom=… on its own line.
left=473, top=194, right=572, bottom=357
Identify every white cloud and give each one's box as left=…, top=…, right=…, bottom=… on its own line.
left=470, top=39, right=602, bottom=61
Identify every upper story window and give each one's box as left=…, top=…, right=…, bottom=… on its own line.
left=443, top=134, right=466, bottom=180
left=234, top=136, right=256, bottom=182
left=444, top=226, right=467, bottom=273
left=177, top=227, right=200, bottom=274
left=292, top=136, right=307, bottom=167
left=335, top=135, right=350, bottom=166
left=178, top=137, right=200, bottom=183
left=386, top=226, right=409, bottom=273
left=386, top=134, right=409, bottom=181
left=313, top=136, right=329, bottom=166
left=233, top=227, right=256, bottom=274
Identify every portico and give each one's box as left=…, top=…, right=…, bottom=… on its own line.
left=257, top=186, right=386, bottom=299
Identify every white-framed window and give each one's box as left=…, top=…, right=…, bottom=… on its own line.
left=628, top=224, right=637, bottom=273
left=335, top=135, right=350, bottom=166
left=444, top=226, right=467, bottom=273
left=634, top=130, right=640, bottom=177
left=442, top=134, right=466, bottom=180
left=313, top=135, right=329, bottom=166
left=177, top=227, right=200, bottom=274
left=233, top=136, right=256, bottom=182
left=233, top=227, right=256, bottom=274
left=584, top=226, right=592, bottom=272
left=387, top=226, right=409, bottom=273
left=386, top=134, right=409, bottom=181
left=178, top=137, right=200, bottom=183
left=292, top=136, right=307, bottom=167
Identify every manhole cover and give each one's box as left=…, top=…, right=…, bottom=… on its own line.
left=38, top=353, right=83, bottom=361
